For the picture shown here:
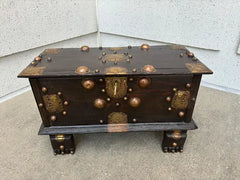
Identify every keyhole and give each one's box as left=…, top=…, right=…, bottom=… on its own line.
left=114, top=81, right=118, bottom=96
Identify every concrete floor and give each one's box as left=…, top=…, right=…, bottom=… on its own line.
left=0, top=86, right=239, bottom=180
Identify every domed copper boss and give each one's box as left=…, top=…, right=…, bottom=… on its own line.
left=129, top=97, right=141, bottom=107
left=76, top=66, right=89, bottom=74
left=141, top=44, right=150, bottom=50
left=138, top=78, right=151, bottom=88
left=82, top=80, right=95, bottom=90
left=81, top=46, right=89, bottom=52
left=142, top=65, right=155, bottom=73
left=94, top=98, right=106, bottom=109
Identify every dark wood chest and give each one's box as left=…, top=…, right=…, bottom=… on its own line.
left=18, top=44, right=212, bottom=155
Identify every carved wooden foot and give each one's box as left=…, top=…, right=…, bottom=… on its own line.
left=50, top=134, right=75, bottom=155
left=162, top=130, right=187, bottom=153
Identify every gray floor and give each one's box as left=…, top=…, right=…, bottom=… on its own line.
left=0, top=86, right=239, bottom=180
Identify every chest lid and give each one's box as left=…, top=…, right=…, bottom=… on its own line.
left=18, top=45, right=212, bottom=78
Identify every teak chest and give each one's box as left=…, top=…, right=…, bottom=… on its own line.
left=18, top=44, right=212, bottom=154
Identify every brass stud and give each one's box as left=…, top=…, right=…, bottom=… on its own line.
left=166, top=96, right=171, bottom=102
left=188, top=52, right=194, bottom=57
left=173, top=88, right=177, bottom=92
left=193, top=57, right=198, bottom=61
left=180, top=53, right=184, bottom=57
left=38, top=103, right=43, bottom=108
left=60, top=145, right=64, bottom=150
left=70, top=150, right=74, bottom=154
left=116, top=102, right=120, bottom=106
left=31, top=61, right=35, bottom=65
left=128, top=45, right=132, bottom=49
left=133, top=118, right=137, bottom=123
left=129, top=78, right=134, bottom=81
left=128, top=88, right=133, bottom=92
left=99, top=78, right=104, bottom=82
left=63, top=101, right=69, bottom=106
left=102, top=52, right=106, bottom=56
left=98, top=56, right=102, bottom=60
left=139, top=78, right=151, bottom=88
left=124, top=52, right=128, bottom=56
left=102, top=60, right=106, bottom=63
left=178, top=111, right=185, bottom=117
left=95, top=69, right=100, bottom=73
left=192, top=97, right=196, bottom=101
left=61, top=151, right=65, bottom=155
left=128, top=55, right=133, bottom=58
left=47, top=57, right=52, bottom=61
left=57, top=92, right=62, bottom=96
left=168, top=107, right=172, bottom=111
left=76, top=66, right=89, bottom=74
left=142, top=65, right=155, bottom=73
left=132, top=68, right=137, bottom=72
left=173, top=142, right=177, bottom=147
left=141, top=44, right=150, bottom=50
left=50, top=115, right=56, bottom=121
left=35, top=57, right=41, bottom=61
left=100, top=120, right=103, bottom=124
left=82, top=80, right=95, bottom=90
left=126, top=59, right=130, bottom=62
left=42, top=87, right=47, bottom=93
left=81, top=46, right=89, bottom=52
left=94, top=98, right=106, bottom=109
left=129, top=97, right=141, bottom=107
left=101, top=89, right=105, bottom=93
left=106, top=98, right=111, bottom=102
left=62, top=111, right=67, bottom=116
left=186, top=83, right=191, bottom=88
left=123, top=97, right=128, bottom=101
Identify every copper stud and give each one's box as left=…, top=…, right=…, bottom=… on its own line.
left=99, top=78, right=104, bottom=82
left=60, top=145, right=64, bottom=150
left=128, top=45, right=132, bottom=49
left=98, top=56, right=102, bottom=60
left=42, top=87, right=47, bottom=93
left=168, top=107, right=172, bottom=111
left=180, top=53, right=184, bottom=57
left=38, top=103, right=43, bottom=108
left=47, top=57, right=52, bottom=61
left=128, top=88, right=133, bottom=92
left=50, top=115, right=56, bottom=121
left=116, top=103, right=120, bottom=106
left=82, top=80, right=95, bottom=90
left=128, top=55, right=133, bottom=58
left=106, top=98, right=111, bottom=102
left=100, top=120, right=103, bottom=124
left=186, top=83, right=191, bottom=88
left=95, top=69, right=99, bottom=73
left=35, top=57, right=41, bottom=61
left=188, top=52, right=194, bottom=57
left=139, top=78, right=151, bottom=88
left=178, top=111, right=185, bottom=117
left=57, top=92, right=62, bottom=96
left=173, top=88, right=177, bottom=92
left=141, top=44, right=150, bottom=50
left=63, top=101, right=69, bottom=106
left=173, top=142, right=177, bottom=147
left=133, top=118, right=137, bottom=123
left=123, top=97, right=128, bottom=101
left=76, top=66, right=89, bottom=74
left=101, top=89, right=105, bottom=93
left=142, top=65, right=155, bottom=73
left=129, top=78, right=134, bottom=81
left=81, top=46, right=89, bottom=52
left=166, top=96, right=171, bottom=102
left=129, top=97, right=141, bottom=107
left=102, top=52, right=106, bottom=56
left=94, top=98, right=106, bottom=109
left=126, top=59, right=130, bottom=62
left=132, top=68, right=137, bottom=72
left=62, top=111, right=67, bottom=116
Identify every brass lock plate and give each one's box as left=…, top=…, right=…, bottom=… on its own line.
left=43, top=94, right=64, bottom=113
left=171, top=90, right=190, bottom=109
left=105, top=77, right=128, bottom=99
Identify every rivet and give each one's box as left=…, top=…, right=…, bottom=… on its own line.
left=129, top=97, right=141, bottom=107
left=61, top=151, right=65, bottom=155
left=38, top=103, right=43, bottom=108
left=133, top=118, right=137, bottom=123
left=70, top=150, right=74, bottom=154
left=126, top=59, right=130, bottom=62
left=82, top=80, right=95, bottom=90
left=50, top=115, right=56, bottom=121
left=128, top=45, right=132, bottom=49
left=100, top=120, right=103, bottom=124
left=124, top=52, right=128, bottom=56
left=168, top=107, right=172, bottom=111
left=47, top=57, right=52, bottom=61
left=99, top=78, right=104, bottom=82
left=142, top=65, right=155, bottom=73
left=114, top=61, right=118, bottom=65
left=128, top=88, right=133, bottom=92
left=173, top=142, right=177, bottom=147
left=42, top=87, right=47, bottom=93
left=60, top=145, right=64, bottom=150
left=166, top=96, right=171, bottom=102
left=173, top=88, right=177, bottom=92
left=57, top=92, right=62, bottom=96
left=132, top=68, right=137, bottom=72
left=106, top=98, right=111, bottom=102
left=178, top=111, right=185, bottom=117
left=123, top=97, right=128, bottom=101
left=94, top=98, right=106, bottom=109
left=76, top=66, right=89, bottom=74
left=193, top=57, right=198, bottom=61
left=98, top=56, right=102, bottom=60
left=129, top=78, right=134, bottom=81
left=128, top=55, right=133, bottom=58
left=113, top=51, right=117, bottom=54
left=102, top=52, right=106, bottom=56
left=139, top=78, right=151, bottom=88
left=116, top=102, right=120, bottom=106
left=180, top=53, right=184, bottom=57
left=102, top=60, right=106, bottom=63
left=63, top=101, right=69, bottom=106
left=141, top=44, right=150, bottom=50
left=192, top=97, right=196, bottom=101
left=101, top=89, right=105, bottom=93
left=186, top=83, right=191, bottom=88
left=95, top=69, right=100, bottom=73
left=62, top=111, right=67, bottom=116
left=188, top=52, right=194, bottom=57
left=31, top=61, right=35, bottom=65
left=35, top=57, right=41, bottom=61
left=81, top=46, right=89, bottom=52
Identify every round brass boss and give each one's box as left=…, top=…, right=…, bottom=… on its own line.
left=178, top=111, right=185, bottom=117
left=188, top=52, right=194, bottom=57
left=60, top=145, right=64, bottom=150
left=186, top=83, right=191, bottom=88
left=129, top=97, right=141, bottom=107
left=76, top=66, right=89, bottom=74
left=50, top=115, right=56, bottom=121
left=42, top=87, right=47, bottom=93
left=141, top=44, right=150, bottom=50
left=81, top=46, right=89, bottom=52
left=94, top=98, right=106, bottom=109
left=139, top=78, right=151, bottom=88
left=35, top=57, right=41, bottom=61
left=82, top=80, right=95, bottom=90
left=166, top=96, right=171, bottom=102
left=142, top=65, right=155, bottom=73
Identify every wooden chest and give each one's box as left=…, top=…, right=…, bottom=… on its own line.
left=18, top=44, right=212, bottom=155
